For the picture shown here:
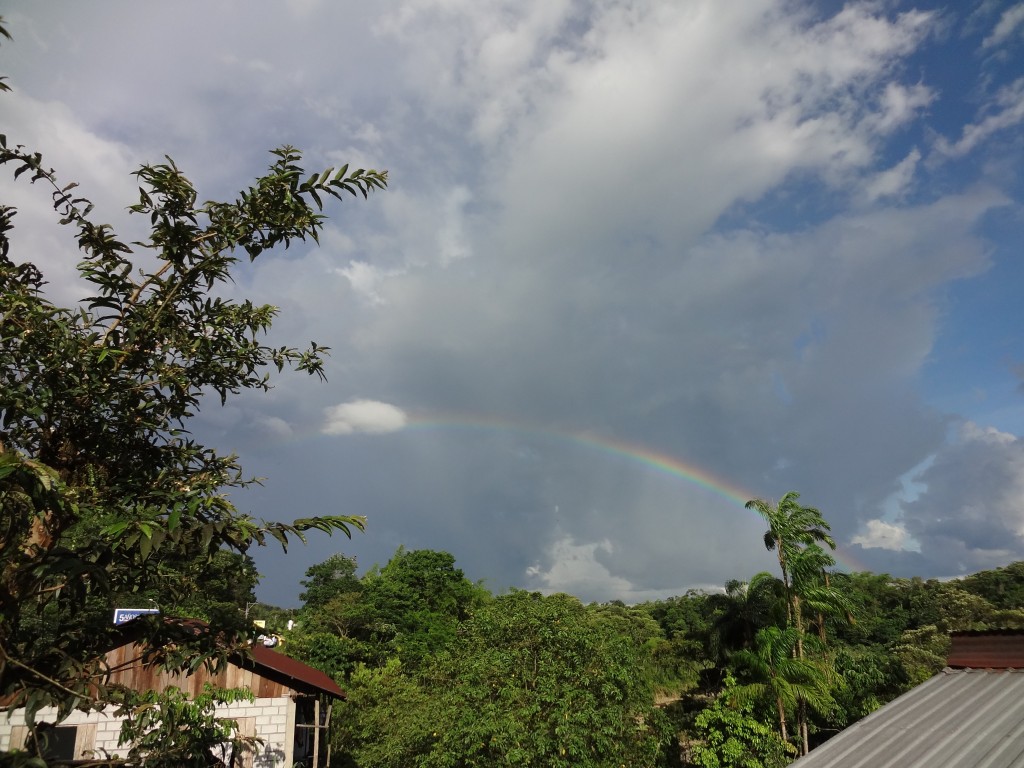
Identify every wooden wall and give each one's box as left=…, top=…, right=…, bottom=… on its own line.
left=104, top=643, right=294, bottom=699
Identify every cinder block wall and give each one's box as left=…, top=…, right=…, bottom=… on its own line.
left=1, top=696, right=294, bottom=766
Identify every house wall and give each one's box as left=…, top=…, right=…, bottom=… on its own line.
left=0, top=697, right=295, bottom=767
left=105, top=642, right=293, bottom=699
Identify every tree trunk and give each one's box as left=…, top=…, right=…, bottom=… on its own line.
left=818, top=570, right=830, bottom=643
left=776, top=695, right=788, bottom=743
left=799, top=698, right=809, bottom=755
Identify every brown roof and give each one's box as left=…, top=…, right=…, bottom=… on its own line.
left=948, top=630, right=1024, bottom=669
left=248, top=643, right=344, bottom=698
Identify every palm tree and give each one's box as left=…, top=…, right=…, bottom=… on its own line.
left=731, top=626, right=836, bottom=751
left=707, top=572, right=785, bottom=663
left=790, top=544, right=855, bottom=644
left=745, top=493, right=841, bottom=755
left=745, top=491, right=836, bottom=632
left=787, top=544, right=855, bottom=752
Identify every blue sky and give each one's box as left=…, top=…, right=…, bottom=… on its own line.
left=3, top=0, right=1024, bottom=604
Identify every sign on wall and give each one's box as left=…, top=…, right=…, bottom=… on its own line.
left=112, top=608, right=160, bottom=625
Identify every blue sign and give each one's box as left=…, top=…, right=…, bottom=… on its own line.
left=113, top=608, right=160, bottom=625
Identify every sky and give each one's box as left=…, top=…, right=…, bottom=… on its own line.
left=3, top=0, right=1024, bottom=606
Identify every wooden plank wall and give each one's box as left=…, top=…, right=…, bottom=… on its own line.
left=104, top=643, right=292, bottom=698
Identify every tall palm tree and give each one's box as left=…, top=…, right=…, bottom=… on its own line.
left=787, top=544, right=854, bottom=752
left=731, top=626, right=836, bottom=752
left=745, top=491, right=835, bottom=630
left=790, top=543, right=855, bottom=644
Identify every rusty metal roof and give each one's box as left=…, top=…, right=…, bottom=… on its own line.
left=248, top=643, right=344, bottom=699
left=948, top=630, right=1024, bottom=669
left=793, top=667, right=1024, bottom=767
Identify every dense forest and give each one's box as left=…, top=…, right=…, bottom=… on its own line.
left=222, top=510, right=1024, bottom=768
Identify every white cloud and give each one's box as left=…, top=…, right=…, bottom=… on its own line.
left=437, top=186, right=473, bottom=265
left=526, top=536, right=629, bottom=593
left=933, top=77, right=1024, bottom=159
left=254, top=416, right=294, bottom=440
left=337, top=260, right=404, bottom=306
left=982, top=3, right=1024, bottom=49
left=525, top=535, right=705, bottom=603
left=899, top=421, right=1024, bottom=573
left=853, top=519, right=911, bottom=551
left=865, top=83, right=935, bottom=135
left=860, top=147, right=921, bottom=202
left=322, top=400, right=408, bottom=435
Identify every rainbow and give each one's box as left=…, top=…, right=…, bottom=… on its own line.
left=408, top=412, right=755, bottom=507
left=402, top=411, right=865, bottom=573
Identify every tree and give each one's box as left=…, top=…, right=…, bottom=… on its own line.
left=959, top=561, right=1024, bottom=610
left=745, top=492, right=835, bottom=635
left=331, top=658, right=440, bottom=768
left=0, top=18, right=386, bottom=757
left=690, top=674, right=791, bottom=768
left=731, top=626, right=835, bottom=750
left=335, top=591, right=671, bottom=768
left=299, top=553, right=362, bottom=613
left=114, top=684, right=260, bottom=768
left=358, top=548, right=487, bottom=668
left=745, top=493, right=840, bottom=755
left=706, top=573, right=785, bottom=665
left=425, top=591, right=669, bottom=768
left=891, top=625, right=949, bottom=687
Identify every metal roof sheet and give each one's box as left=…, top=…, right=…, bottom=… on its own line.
left=248, top=643, right=345, bottom=698
left=949, top=631, right=1024, bottom=669
left=792, top=668, right=1024, bottom=768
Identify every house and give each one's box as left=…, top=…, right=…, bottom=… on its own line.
left=791, top=630, right=1024, bottom=768
left=0, top=621, right=343, bottom=767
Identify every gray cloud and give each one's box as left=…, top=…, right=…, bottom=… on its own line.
left=5, top=1, right=1024, bottom=605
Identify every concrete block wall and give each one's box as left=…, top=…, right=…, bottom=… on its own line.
left=215, top=697, right=293, bottom=767
left=0, top=705, right=125, bottom=759
left=1, top=696, right=294, bottom=766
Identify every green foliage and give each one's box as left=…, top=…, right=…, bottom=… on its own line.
left=731, top=626, right=837, bottom=745
left=690, top=675, right=791, bottom=768
left=284, top=632, right=364, bottom=681
left=332, top=590, right=670, bottom=768
left=705, top=574, right=785, bottom=665
left=829, top=573, right=908, bottom=646
left=160, top=550, right=260, bottom=622
left=332, top=659, right=439, bottom=768
left=959, top=562, right=1024, bottom=610
left=829, top=645, right=906, bottom=725
left=299, top=553, right=362, bottom=612
left=115, top=683, right=259, bottom=768
left=892, top=625, right=950, bottom=687
left=425, top=591, right=669, bottom=768
left=899, top=578, right=995, bottom=632
left=359, top=548, right=488, bottom=668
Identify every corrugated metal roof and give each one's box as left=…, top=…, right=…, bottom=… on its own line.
left=949, top=631, right=1024, bottom=669
left=248, top=643, right=344, bottom=698
left=791, top=668, right=1024, bottom=768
